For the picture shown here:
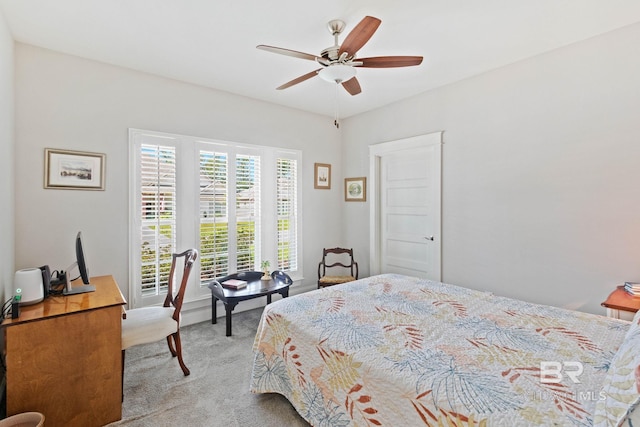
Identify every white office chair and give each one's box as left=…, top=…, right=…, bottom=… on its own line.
left=122, top=249, right=198, bottom=388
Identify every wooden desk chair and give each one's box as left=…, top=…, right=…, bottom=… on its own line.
left=122, top=248, right=198, bottom=389
left=317, top=247, right=358, bottom=288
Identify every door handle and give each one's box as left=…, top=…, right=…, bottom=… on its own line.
left=424, top=236, right=434, bottom=241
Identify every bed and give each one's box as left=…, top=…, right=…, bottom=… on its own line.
left=250, top=274, right=640, bottom=427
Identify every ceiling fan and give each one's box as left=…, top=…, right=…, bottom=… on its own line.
left=257, top=16, right=423, bottom=96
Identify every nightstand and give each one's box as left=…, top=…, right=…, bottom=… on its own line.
left=601, top=286, right=640, bottom=320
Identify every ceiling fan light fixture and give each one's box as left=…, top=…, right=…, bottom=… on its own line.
left=258, top=15, right=422, bottom=99
left=318, top=64, right=356, bottom=84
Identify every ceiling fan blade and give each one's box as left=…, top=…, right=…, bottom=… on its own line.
left=357, top=56, right=424, bottom=68
left=342, top=77, right=362, bottom=96
left=339, top=16, right=381, bottom=58
left=257, top=45, right=319, bottom=62
left=276, top=69, right=321, bottom=90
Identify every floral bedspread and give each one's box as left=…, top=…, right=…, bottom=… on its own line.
left=250, top=274, right=629, bottom=426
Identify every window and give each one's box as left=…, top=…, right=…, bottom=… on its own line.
left=130, top=129, right=302, bottom=308
left=139, top=144, right=176, bottom=298
left=199, top=149, right=228, bottom=281
left=234, top=154, right=261, bottom=272
left=276, top=158, right=297, bottom=271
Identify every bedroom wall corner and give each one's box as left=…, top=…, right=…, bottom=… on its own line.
left=339, top=122, right=372, bottom=276
left=0, top=9, right=15, bottom=305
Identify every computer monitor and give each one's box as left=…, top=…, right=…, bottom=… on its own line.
left=76, top=231, right=90, bottom=284
left=63, top=231, right=96, bottom=296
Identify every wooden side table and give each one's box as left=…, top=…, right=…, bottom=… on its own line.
left=601, top=286, right=640, bottom=321
left=208, top=271, right=291, bottom=336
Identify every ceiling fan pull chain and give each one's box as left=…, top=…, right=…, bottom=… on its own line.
left=334, top=82, right=340, bottom=129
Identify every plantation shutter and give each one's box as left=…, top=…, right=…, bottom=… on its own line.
left=276, top=158, right=297, bottom=270
left=236, top=154, right=261, bottom=272
left=139, top=144, right=177, bottom=297
left=131, top=129, right=302, bottom=309
left=199, top=150, right=228, bottom=281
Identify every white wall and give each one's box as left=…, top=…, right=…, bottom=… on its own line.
left=0, top=10, right=14, bottom=303
left=342, top=23, right=640, bottom=315
left=14, top=44, right=344, bottom=306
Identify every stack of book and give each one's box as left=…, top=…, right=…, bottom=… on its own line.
left=221, top=279, right=247, bottom=290
left=624, top=282, right=640, bottom=296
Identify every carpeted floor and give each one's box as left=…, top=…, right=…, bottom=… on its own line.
left=108, top=308, right=310, bottom=427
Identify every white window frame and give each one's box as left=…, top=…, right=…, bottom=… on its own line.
left=129, top=129, right=303, bottom=308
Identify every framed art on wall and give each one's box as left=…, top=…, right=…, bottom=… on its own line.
left=44, top=148, right=106, bottom=190
left=314, top=163, right=331, bottom=189
left=345, top=177, right=366, bottom=202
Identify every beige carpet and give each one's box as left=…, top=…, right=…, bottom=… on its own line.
left=108, top=308, right=310, bottom=427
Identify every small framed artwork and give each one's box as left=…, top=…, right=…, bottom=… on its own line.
left=345, top=177, right=367, bottom=202
left=314, top=163, right=331, bottom=189
left=44, top=148, right=106, bottom=190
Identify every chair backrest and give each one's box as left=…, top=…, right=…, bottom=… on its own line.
left=271, top=270, right=293, bottom=285
left=163, top=249, right=198, bottom=321
left=318, top=247, right=358, bottom=279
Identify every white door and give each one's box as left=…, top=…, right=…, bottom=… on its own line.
left=369, top=132, right=442, bottom=281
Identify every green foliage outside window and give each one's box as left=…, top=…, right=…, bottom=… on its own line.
left=140, top=223, right=174, bottom=295
left=199, top=220, right=258, bottom=280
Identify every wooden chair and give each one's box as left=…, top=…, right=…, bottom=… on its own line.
left=317, top=247, right=358, bottom=288
left=122, top=248, right=198, bottom=391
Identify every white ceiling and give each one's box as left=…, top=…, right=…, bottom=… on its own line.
left=2, top=0, right=640, bottom=118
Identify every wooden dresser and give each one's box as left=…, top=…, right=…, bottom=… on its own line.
left=1, top=275, right=126, bottom=427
